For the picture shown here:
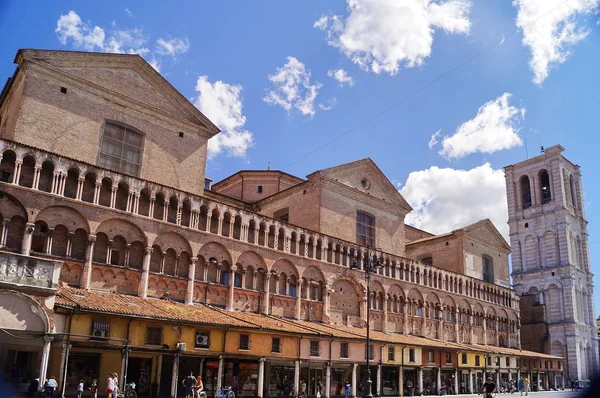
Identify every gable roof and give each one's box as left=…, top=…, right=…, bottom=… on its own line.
left=308, top=158, right=413, bottom=212
left=15, top=49, right=220, bottom=137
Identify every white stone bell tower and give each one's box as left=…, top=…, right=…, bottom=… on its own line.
left=505, top=145, right=598, bottom=383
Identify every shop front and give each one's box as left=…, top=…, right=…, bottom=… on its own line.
left=330, top=364, right=352, bottom=398
left=402, top=367, right=417, bottom=397
left=224, top=359, right=260, bottom=398
left=266, top=361, right=295, bottom=398
left=440, top=368, right=456, bottom=394
left=202, top=358, right=222, bottom=398
left=459, top=370, right=470, bottom=394
left=300, top=362, right=326, bottom=397
left=422, top=367, right=437, bottom=395
left=380, top=366, right=399, bottom=396
left=357, top=365, right=378, bottom=396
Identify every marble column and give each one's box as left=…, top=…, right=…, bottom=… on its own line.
left=294, top=360, right=300, bottom=396
left=21, top=222, right=34, bottom=256
left=417, top=367, right=423, bottom=394
left=325, top=362, right=331, bottom=398
left=295, top=280, right=303, bottom=320
left=38, top=336, right=54, bottom=391
left=227, top=265, right=237, bottom=310
left=351, top=364, right=357, bottom=398
left=258, top=358, right=266, bottom=398
left=262, top=273, right=271, bottom=314
left=186, top=257, right=198, bottom=305
left=139, top=247, right=152, bottom=298
left=216, top=355, right=224, bottom=392
left=82, top=235, right=96, bottom=290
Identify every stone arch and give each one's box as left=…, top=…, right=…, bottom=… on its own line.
left=35, top=205, right=90, bottom=233
left=152, top=232, right=193, bottom=255
left=330, top=278, right=361, bottom=325
left=95, top=218, right=147, bottom=245
left=0, top=191, right=27, bottom=221
left=271, top=258, right=299, bottom=277
left=198, top=242, right=232, bottom=265
left=0, top=290, right=50, bottom=333
left=523, top=234, right=538, bottom=271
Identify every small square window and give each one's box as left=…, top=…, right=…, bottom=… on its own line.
left=428, top=351, right=434, bottom=363
left=257, top=185, right=263, bottom=193
left=272, top=338, right=281, bottom=353
left=462, top=353, right=467, bottom=364
left=310, top=340, right=320, bottom=357
left=239, top=334, right=249, bottom=350
left=487, top=357, right=492, bottom=366
left=388, top=346, right=395, bottom=362
left=60, top=87, right=67, bottom=94
left=179, top=132, right=185, bottom=138
left=365, top=344, right=375, bottom=360
left=506, top=357, right=510, bottom=366
left=340, top=343, right=349, bottom=358
left=146, top=327, right=162, bottom=345
left=195, top=331, right=210, bottom=349
left=445, top=353, right=452, bottom=364
left=475, top=356, right=481, bottom=366
left=409, top=349, right=416, bottom=363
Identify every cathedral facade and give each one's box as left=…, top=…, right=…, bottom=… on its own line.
left=0, top=49, right=562, bottom=397
left=505, top=145, right=598, bottom=384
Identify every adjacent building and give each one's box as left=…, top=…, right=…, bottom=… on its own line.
left=505, top=146, right=599, bottom=384
left=0, top=49, right=563, bottom=397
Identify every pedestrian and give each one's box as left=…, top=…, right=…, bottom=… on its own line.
left=195, top=375, right=204, bottom=398
left=90, top=378, right=98, bottom=398
left=283, top=375, right=290, bottom=396
left=518, top=377, right=524, bottom=395
left=45, top=376, right=57, bottom=398
left=523, top=377, right=530, bottom=396
left=300, top=379, right=307, bottom=397
left=571, top=380, right=575, bottom=391
left=316, top=379, right=323, bottom=398
left=575, top=380, right=579, bottom=391
left=481, top=377, right=497, bottom=398
left=182, top=370, right=197, bottom=398
left=27, top=378, right=39, bottom=398
left=112, top=373, right=119, bottom=398
left=344, top=380, right=350, bottom=398
left=106, top=373, right=115, bottom=398
left=76, top=379, right=85, bottom=398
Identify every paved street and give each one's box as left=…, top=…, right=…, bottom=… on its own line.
left=429, top=392, right=586, bottom=398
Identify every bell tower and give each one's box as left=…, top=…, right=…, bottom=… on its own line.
left=505, top=145, right=598, bottom=383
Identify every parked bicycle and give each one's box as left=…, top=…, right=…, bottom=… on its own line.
left=215, top=386, right=235, bottom=398
left=117, top=381, right=137, bottom=398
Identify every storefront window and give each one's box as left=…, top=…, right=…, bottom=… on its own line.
left=300, top=364, right=326, bottom=397
left=381, top=367, right=398, bottom=396
left=330, top=366, right=352, bottom=397
left=224, top=360, right=259, bottom=398
left=268, top=364, right=295, bottom=397
left=66, top=353, right=100, bottom=390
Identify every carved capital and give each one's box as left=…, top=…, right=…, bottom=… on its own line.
left=145, top=246, right=153, bottom=254
left=88, top=235, right=97, bottom=245
left=25, top=223, right=35, bottom=234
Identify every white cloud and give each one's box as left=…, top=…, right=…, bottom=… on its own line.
left=315, top=0, right=471, bottom=75
left=438, top=93, right=524, bottom=159
left=327, top=69, right=355, bottom=86
left=514, top=0, right=599, bottom=84
left=156, top=37, right=190, bottom=57
left=55, top=10, right=105, bottom=51
left=56, top=10, right=186, bottom=67
left=318, top=97, right=337, bottom=111
left=125, top=8, right=134, bottom=18
left=263, top=56, right=323, bottom=117
left=400, top=163, right=509, bottom=240
left=428, top=130, right=441, bottom=149
left=193, top=76, right=254, bottom=158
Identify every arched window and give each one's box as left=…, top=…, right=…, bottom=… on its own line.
left=98, top=122, right=144, bottom=176
left=569, top=175, right=577, bottom=209
left=539, top=170, right=551, bottom=204
left=520, top=176, right=532, bottom=209
left=482, top=255, right=494, bottom=283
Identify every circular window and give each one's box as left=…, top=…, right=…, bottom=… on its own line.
left=361, top=178, right=371, bottom=190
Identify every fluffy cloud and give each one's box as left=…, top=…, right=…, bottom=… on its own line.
left=263, top=57, right=324, bottom=116
left=514, top=0, right=599, bottom=84
left=437, top=93, right=524, bottom=159
left=315, top=0, right=471, bottom=75
left=194, top=76, right=253, bottom=158
left=56, top=11, right=105, bottom=50
left=156, top=37, right=190, bottom=57
left=56, top=10, right=187, bottom=65
left=327, top=69, right=355, bottom=86
left=400, top=163, right=509, bottom=240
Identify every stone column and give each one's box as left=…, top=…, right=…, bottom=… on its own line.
left=171, top=352, right=180, bottom=398
left=483, top=317, right=487, bottom=345
left=274, top=275, right=280, bottom=295
left=217, top=216, right=224, bottom=236
left=262, top=273, right=271, bottom=314
left=33, top=165, right=41, bottom=190
left=254, top=227, right=259, bottom=245
left=294, top=360, right=300, bottom=397
left=227, top=265, right=237, bottom=310
left=139, top=247, right=152, bottom=298
left=216, top=355, right=224, bottom=392
left=468, top=368, right=473, bottom=394
left=360, top=298, right=367, bottom=326
left=351, top=364, right=357, bottom=398
left=21, top=222, right=34, bottom=256
left=0, top=219, right=9, bottom=247
left=76, top=176, right=84, bottom=200
left=258, top=358, right=266, bottom=398
left=399, top=366, right=404, bottom=397
left=38, top=336, right=53, bottom=391
left=66, top=232, right=74, bottom=258
left=45, top=228, right=54, bottom=255
left=325, top=362, right=332, bottom=398
left=295, top=279, right=303, bottom=320
left=377, top=364, right=382, bottom=396
left=437, top=366, right=442, bottom=394
left=149, top=197, right=155, bottom=218
left=162, top=202, right=168, bottom=221
left=382, top=295, right=389, bottom=333
left=82, top=235, right=96, bottom=290
left=417, top=367, right=423, bottom=395
left=186, top=257, right=198, bottom=305
left=455, top=368, right=459, bottom=395
left=110, top=185, right=117, bottom=208
left=160, top=251, right=166, bottom=274
left=93, top=182, right=101, bottom=204
left=537, top=371, right=541, bottom=391
left=324, top=286, right=331, bottom=319
left=12, top=159, right=22, bottom=185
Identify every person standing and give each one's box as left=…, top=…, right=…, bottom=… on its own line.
left=182, top=371, right=197, bottom=398
left=76, top=379, right=85, bottom=398
left=45, top=376, right=57, bottom=398
left=112, top=373, right=119, bottom=398
left=90, top=378, right=98, bottom=398
left=283, top=375, right=290, bottom=396
left=523, top=377, right=530, bottom=396
left=518, top=377, right=524, bottom=395
left=344, top=380, right=350, bottom=398
left=195, top=375, right=204, bottom=398
left=106, top=373, right=115, bottom=398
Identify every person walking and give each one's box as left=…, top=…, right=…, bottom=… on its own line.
left=112, top=373, right=119, bottom=398
left=182, top=371, right=197, bottom=398
left=76, top=379, right=85, bottom=398
left=344, top=380, right=350, bottom=398
left=481, top=377, right=496, bottom=398
left=518, top=377, right=524, bottom=395
left=106, top=373, right=116, bottom=398
left=523, top=377, right=530, bottom=396
left=90, top=378, right=98, bottom=398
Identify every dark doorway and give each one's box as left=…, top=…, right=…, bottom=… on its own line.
left=127, top=357, right=153, bottom=397
left=178, top=356, right=203, bottom=396
left=159, top=355, right=174, bottom=397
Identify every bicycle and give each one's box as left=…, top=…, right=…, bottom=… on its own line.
left=117, top=382, right=137, bottom=398
left=215, top=386, right=235, bottom=398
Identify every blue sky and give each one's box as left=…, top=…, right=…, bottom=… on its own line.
left=1, top=1, right=599, bottom=311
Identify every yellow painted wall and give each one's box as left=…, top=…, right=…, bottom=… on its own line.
left=225, top=330, right=298, bottom=357
left=458, top=352, right=486, bottom=368
left=382, top=346, right=422, bottom=366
